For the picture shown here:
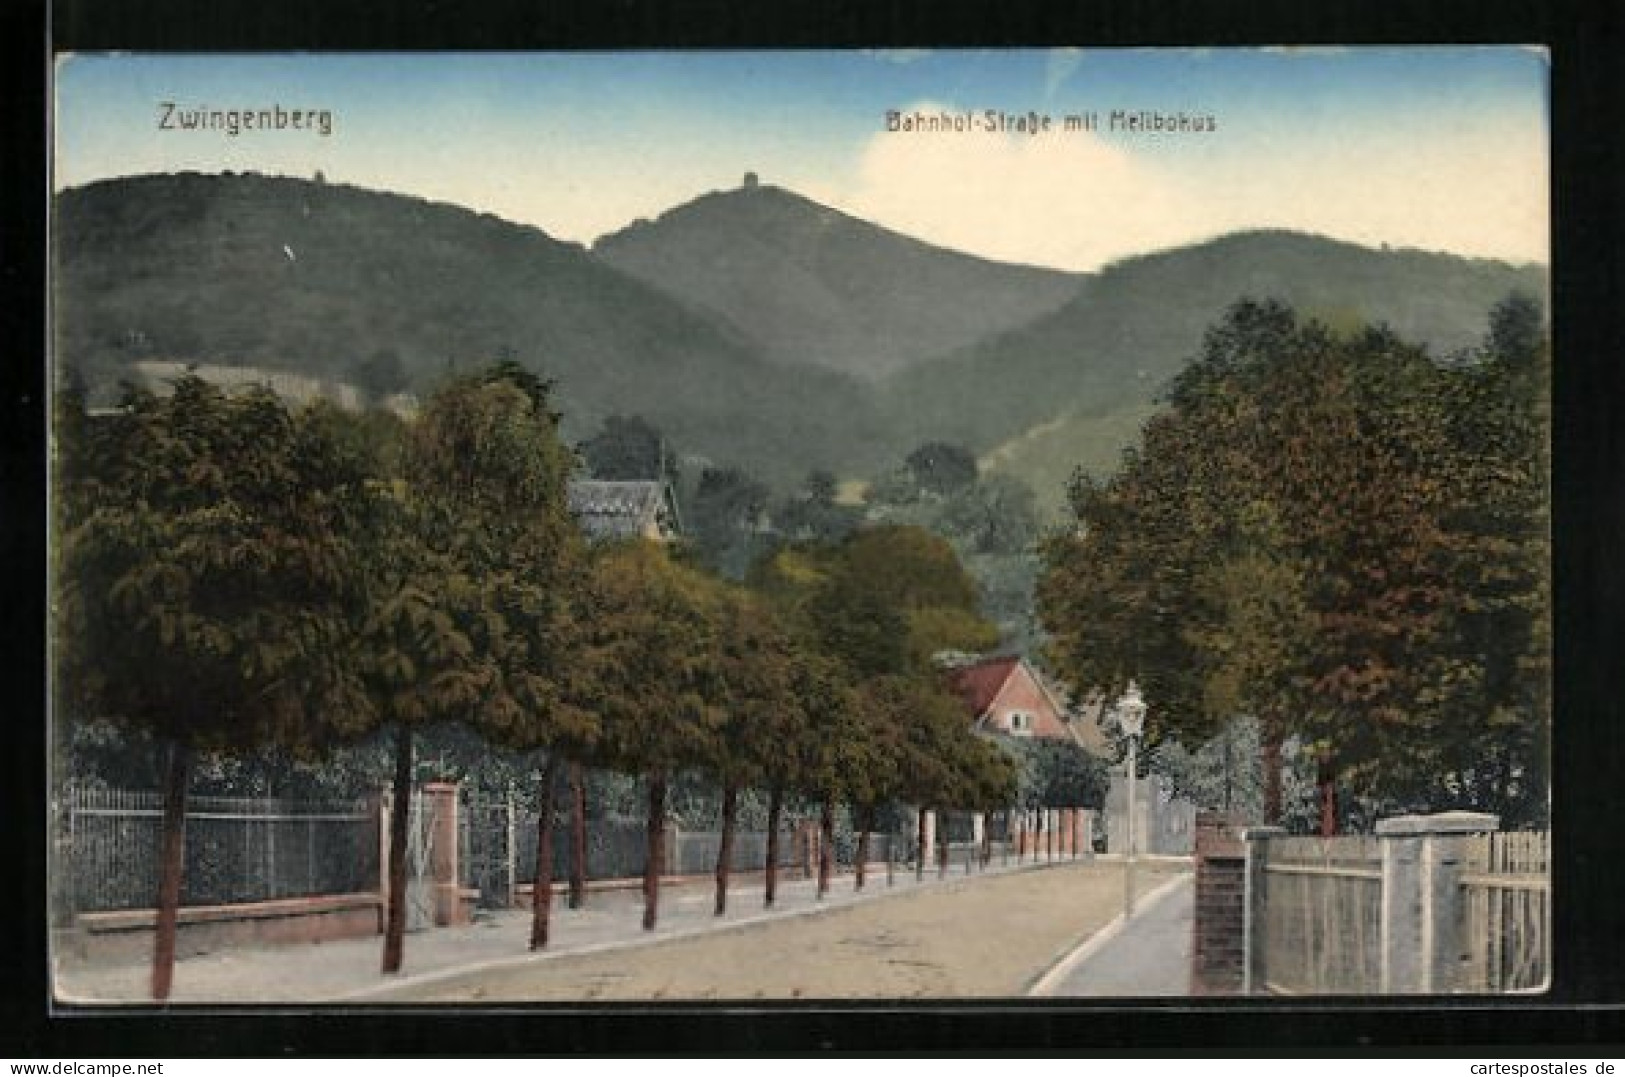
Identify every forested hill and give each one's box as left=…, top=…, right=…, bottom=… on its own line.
left=53, top=172, right=1547, bottom=505
left=593, top=180, right=1082, bottom=380
left=51, top=172, right=895, bottom=487
left=883, top=229, right=1550, bottom=459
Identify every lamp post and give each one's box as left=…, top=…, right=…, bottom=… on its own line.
left=1115, top=680, right=1147, bottom=919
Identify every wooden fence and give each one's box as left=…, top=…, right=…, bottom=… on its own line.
left=1244, top=817, right=1550, bottom=995
left=1459, top=830, right=1550, bottom=993
left=1256, top=835, right=1383, bottom=994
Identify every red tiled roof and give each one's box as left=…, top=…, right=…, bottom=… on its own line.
left=947, top=656, right=1022, bottom=717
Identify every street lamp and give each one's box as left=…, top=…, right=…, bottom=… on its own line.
left=1115, top=680, right=1147, bottom=919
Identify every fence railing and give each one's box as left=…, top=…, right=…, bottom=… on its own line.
left=58, top=783, right=1088, bottom=921
left=1243, top=814, right=1550, bottom=995
left=458, top=805, right=849, bottom=907
left=57, top=787, right=379, bottom=914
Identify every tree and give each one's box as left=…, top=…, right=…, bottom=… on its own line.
left=1039, top=299, right=1551, bottom=831
left=1392, top=293, right=1550, bottom=825
left=349, top=348, right=409, bottom=406
left=420, top=367, right=592, bottom=951
left=751, top=523, right=1002, bottom=883
left=935, top=473, right=1042, bottom=557
left=54, top=379, right=373, bottom=998
left=353, top=369, right=587, bottom=970
left=776, top=469, right=861, bottom=544
left=578, top=414, right=675, bottom=483
left=688, top=465, right=772, bottom=579
left=704, top=585, right=798, bottom=915
left=905, top=441, right=979, bottom=497
left=582, top=541, right=725, bottom=930
left=1007, top=738, right=1109, bottom=814
left=824, top=525, right=1000, bottom=669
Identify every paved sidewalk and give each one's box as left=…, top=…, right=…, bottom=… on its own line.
left=55, top=852, right=1093, bottom=1005
left=1028, top=872, right=1193, bottom=996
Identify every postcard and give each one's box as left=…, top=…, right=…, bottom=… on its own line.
left=47, top=47, right=1552, bottom=1008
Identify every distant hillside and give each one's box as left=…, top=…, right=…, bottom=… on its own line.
left=53, top=175, right=1547, bottom=506
left=52, top=172, right=894, bottom=486
left=592, top=180, right=1082, bottom=380
left=884, top=229, right=1549, bottom=500
left=979, top=401, right=1164, bottom=519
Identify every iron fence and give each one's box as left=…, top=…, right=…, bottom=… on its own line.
left=58, top=787, right=379, bottom=914
left=458, top=787, right=805, bottom=905
left=671, top=828, right=801, bottom=877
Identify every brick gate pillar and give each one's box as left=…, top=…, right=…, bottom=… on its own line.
left=1190, top=812, right=1247, bottom=995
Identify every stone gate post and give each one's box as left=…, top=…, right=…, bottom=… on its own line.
left=1375, top=811, right=1498, bottom=993
left=1241, top=825, right=1284, bottom=995
left=421, top=781, right=466, bottom=927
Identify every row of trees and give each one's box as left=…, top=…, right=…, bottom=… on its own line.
left=53, top=364, right=1021, bottom=999
left=1038, top=296, right=1549, bottom=832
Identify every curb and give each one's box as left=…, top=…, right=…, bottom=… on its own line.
left=1024, top=872, right=1192, bottom=997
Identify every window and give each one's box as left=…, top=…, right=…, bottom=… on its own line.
left=1008, top=711, right=1032, bottom=735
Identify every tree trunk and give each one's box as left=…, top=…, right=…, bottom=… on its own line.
left=642, top=772, right=667, bottom=931
left=886, top=824, right=895, bottom=887
left=568, top=761, right=587, bottom=909
left=150, top=739, right=191, bottom=1000
left=530, top=755, right=560, bottom=950
left=1317, top=752, right=1338, bottom=837
left=915, top=806, right=928, bottom=882
left=937, top=813, right=949, bottom=878
left=982, top=811, right=992, bottom=867
left=817, top=797, right=835, bottom=898
left=764, top=784, right=783, bottom=908
left=381, top=724, right=412, bottom=975
left=715, top=782, right=739, bottom=916
left=1262, top=723, right=1285, bottom=825
left=854, top=804, right=872, bottom=891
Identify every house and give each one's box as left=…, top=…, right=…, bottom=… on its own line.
left=945, top=654, right=1109, bottom=755
left=566, top=479, right=683, bottom=542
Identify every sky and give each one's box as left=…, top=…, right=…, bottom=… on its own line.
left=53, top=48, right=1549, bottom=272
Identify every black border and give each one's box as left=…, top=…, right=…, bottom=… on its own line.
left=11, top=0, right=1625, bottom=1056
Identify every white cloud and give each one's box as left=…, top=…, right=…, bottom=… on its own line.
left=804, top=101, right=1214, bottom=270
left=804, top=100, right=1548, bottom=271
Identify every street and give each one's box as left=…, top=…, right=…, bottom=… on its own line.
left=370, top=859, right=1189, bottom=1002
left=56, top=858, right=1191, bottom=1003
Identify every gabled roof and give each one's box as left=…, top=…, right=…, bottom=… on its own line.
left=567, top=479, right=682, bottom=541
left=946, top=654, right=1109, bottom=754
left=947, top=655, right=1024, bottom=718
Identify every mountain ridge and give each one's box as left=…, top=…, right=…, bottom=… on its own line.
left=51, top=171, right=894, bottom=487
left=592, top=179, right=1084, bottom=380
left=53, top=171, right=1548, bottom=507
left=882, top=225, right=1549, bottom=461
